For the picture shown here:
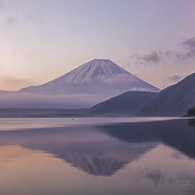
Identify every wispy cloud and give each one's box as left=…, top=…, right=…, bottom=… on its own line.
left=125, top=37, right=195, bottom=67
left=2, top=76, right=31, bottom=84
left=3, top=10, right=45, bottom=28
left=168, top=74, right=187, bottom=83
left=127, top=50, right=166, bottom=68
left=180, top=37, right=195, bottom=59
left=0, top=76, right=36, bottom=91
left=118, top=37, right=195, bottom=89
left=6, top=15, right=19, bottom=27
left=141, top=50, right=162, bottom=64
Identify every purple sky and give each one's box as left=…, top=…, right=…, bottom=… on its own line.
left=0, top=0, right=195, bottom=90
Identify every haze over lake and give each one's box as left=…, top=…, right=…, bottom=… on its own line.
left=0, top=117, right=195, bottom=195
left=0, top=1, right=195, bottom=194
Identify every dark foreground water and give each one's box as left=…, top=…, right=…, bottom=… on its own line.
left=0, top=117, right=195, bottom=195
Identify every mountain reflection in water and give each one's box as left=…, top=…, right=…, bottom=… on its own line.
left=0, top=125, right=158, bottom=176
left=0, top=119, right=194, bottom=177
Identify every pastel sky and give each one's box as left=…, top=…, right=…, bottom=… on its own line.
left=0, top=0, right=195, bottom=91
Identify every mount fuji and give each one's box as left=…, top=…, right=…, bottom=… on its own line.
left=0, top=59, right=159, bottom=108
left=20, top=59, right=159, bottom=95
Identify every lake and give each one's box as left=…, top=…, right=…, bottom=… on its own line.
left=0, top=117, right=195, bottom=195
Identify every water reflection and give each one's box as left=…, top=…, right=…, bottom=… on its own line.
left=145, top=119, right=195, bottom=159
left=0, top=119, right=195, bottom=194
left=0, top=126, right=157, bottom=176
left=0, top=119, right=194, bottom=177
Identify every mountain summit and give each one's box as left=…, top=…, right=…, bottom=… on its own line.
left=0, top=59, right=159, bottom=108
left=20, top=59, right=159, bottom=95
left=47, top=59, right=132, bottom=83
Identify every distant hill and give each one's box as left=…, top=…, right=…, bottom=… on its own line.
left=89, top=91, right=158, bottom=116
left=0, top=108, right=88, bottom=118
left=0, top=91, right=157, bottom=117
left=139, top=73, right=195, bottom=116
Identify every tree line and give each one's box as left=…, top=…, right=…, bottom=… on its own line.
left=187, top=106, right=195, bottom=116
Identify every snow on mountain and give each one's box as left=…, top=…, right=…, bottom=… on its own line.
left=19, top=59, right=159, bottom=95
left=0, top=59, right=159, bottom=108
left=47, top=59, right=132, bottom=84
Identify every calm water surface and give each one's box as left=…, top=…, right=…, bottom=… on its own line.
left=0, top=117, right=195, bottom=195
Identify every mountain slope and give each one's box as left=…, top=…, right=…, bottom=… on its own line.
left=139, top=73, right=195, bottom=116
left=47, top=58, right=132, bottom=83
left=0, top=59, right=159, bottom=108
left=19, top=59, right=159, bottom=95
left=89, top=91, right=158, bottom=116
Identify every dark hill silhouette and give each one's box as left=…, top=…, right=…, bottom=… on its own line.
left=89, top=91, right=157, bottom=116
left=139, top=73, right=195, bottom=116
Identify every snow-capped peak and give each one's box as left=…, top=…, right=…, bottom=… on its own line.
left=48, top=59, right=132, bottom=84
left=19, top=59, right=160, bottom=100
